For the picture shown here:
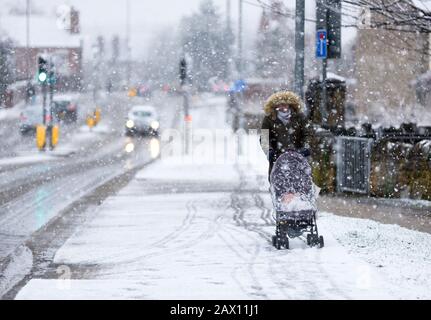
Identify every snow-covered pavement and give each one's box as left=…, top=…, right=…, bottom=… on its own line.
left=15, top=98, right=431, bottom=300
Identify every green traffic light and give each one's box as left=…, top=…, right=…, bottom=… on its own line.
left=38, top=72, right=47, bottom=82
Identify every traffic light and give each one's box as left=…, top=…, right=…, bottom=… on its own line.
left=38, top=56, right=48, bottom=83
left=179, top=58, right=187, bottom=86
left=327, top=0, right=341, bottom=59
left=48, top=62, right=56, bottom=85
left=316, top=0, right=341, bottom=59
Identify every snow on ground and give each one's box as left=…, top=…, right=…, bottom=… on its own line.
left=51, top=124, right=111, bottom=156
left=0, top=122, right=112, bottom=165
left=0, top=153, right=56, bottom=166
left=0, top=92, right=111, bottom=162
left=0, top=246, right=33, bottom=296
left=15, top=98, right=431, bottom=300
left=320, top=213, right=431, bottom=299
left=0, top=100, right=26, bottom=121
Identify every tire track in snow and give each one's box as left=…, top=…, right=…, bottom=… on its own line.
left=227, top=193, right=292, bottom=299
left=216, top=224, right=269, bottom=299
left=96, top=199, right=224, bottom=271
left=89, top=200, right=199, bottom=266
left=149, top=200, right=197, bottom=249
left=228, top=167, right=290, bottom=298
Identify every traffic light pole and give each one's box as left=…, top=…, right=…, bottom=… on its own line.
left=42, top=82, right=47, bottom=126
left=180, top=58, right=191, bottom=155
left=321, top=57, right=328, bottom=123
left=294, top=0, right=305, bottom=99
left=39, top=81, right=47, bottom=151
left=316, top=0, right=341, bottom=125
left=38, top=56, right=56, bottom=150
left=48, top=67, right=55, bottom=150
left=316, top=0, right=328, bottom=125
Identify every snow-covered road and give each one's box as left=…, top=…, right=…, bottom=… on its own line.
left=0, top=91, right=183, bottom=296
left=13, top=99, right=431, bottom=300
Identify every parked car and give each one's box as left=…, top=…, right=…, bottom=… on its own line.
left=125, top=105, right=160, bottom=137
left=19, top=105, right=43, bottom=135
left=52, top=95, right=78, bottom=123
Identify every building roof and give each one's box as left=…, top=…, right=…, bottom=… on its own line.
left=0, top=13, right=81, bottom=48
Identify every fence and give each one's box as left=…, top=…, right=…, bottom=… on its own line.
left=336, top=136, right=373, bottom=194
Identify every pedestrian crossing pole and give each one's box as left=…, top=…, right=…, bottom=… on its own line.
left=316, top=0, right=328, bottom=123
left=37, top=56, right=59, bottom=151
left=37, top=55, right=49, bottom=151
left=48, top=59, right=55, bottom=150
left=180, top=58, right=192, bottom=155
left=321, top=55, right=328, bottom=123
left=316, top=0, right=342, bottom=125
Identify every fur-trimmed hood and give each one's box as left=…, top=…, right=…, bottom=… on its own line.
left=263, top=91, right=302, bottom=117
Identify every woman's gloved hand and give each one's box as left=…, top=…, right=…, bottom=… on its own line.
left=298, top=148, right=311, bottom=158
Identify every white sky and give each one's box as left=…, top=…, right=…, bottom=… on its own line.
left=1, top=0, right=356, bottom=59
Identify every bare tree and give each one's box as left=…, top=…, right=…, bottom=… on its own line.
left=342, top=0, right=431, bottom=33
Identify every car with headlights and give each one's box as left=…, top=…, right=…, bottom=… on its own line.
left=52, top=94, right=78, bottom=123
left=125, top=105, right=160, bottom=137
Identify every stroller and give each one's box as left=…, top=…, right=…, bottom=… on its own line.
left=270, top=150, right=324, bottom=250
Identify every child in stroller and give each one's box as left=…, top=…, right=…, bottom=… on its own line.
left=270, top=150, right=324, bottom=250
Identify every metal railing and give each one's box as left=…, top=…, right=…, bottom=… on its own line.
left=336, top=136, right=373, bottom=194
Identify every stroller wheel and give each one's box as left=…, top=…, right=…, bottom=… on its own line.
left=319, top=236, right=324, bottom=248
left=306, top=234, right=312, bottom=246
left=272, top=236, right=282, bottom=250
left=283, top=237, right=290, bottom=249
left=275, top=238, right=282, bottom=250
left=307, top=234, right=319, bottom=247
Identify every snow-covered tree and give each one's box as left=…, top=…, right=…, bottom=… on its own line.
left=254, top=1, right=294, bottom=80
left=144, top=28, right=182, bottom=87
left=0, top=39, right=14, bottom=104
left=180, top=0, right=234, bottom=90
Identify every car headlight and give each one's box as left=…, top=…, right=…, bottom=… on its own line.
left=126, top=119, right=134, bottom=128
left=150, top=121, right=160, bottom=130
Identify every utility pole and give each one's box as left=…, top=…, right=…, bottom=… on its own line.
left=126, top=0, right=131, bottom=88
left=227, top=0, right=231, bottom=31
left=294, top=0, right=305, bottom=99
left=238, top=0, right=243, bottom=79
left=226, top=0, right=233, bottom=82
left=26, top=0, right=30, bottom=81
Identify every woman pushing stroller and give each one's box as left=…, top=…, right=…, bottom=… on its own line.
left=259, top=91, right=311, bottom=181
left=259, top=91, right=324, bottom=249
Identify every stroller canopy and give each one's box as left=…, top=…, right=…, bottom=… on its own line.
left=270, top=151, right=313, bottom=201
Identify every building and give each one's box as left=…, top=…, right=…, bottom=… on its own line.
left=0, top=6, right=83, bottom=91
left=352, top=5, right=429, bottom=118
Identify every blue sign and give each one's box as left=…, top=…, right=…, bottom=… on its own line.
left=316, top=29, right=327, bottom=59
left=230, top=79, right=247, bottom=93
